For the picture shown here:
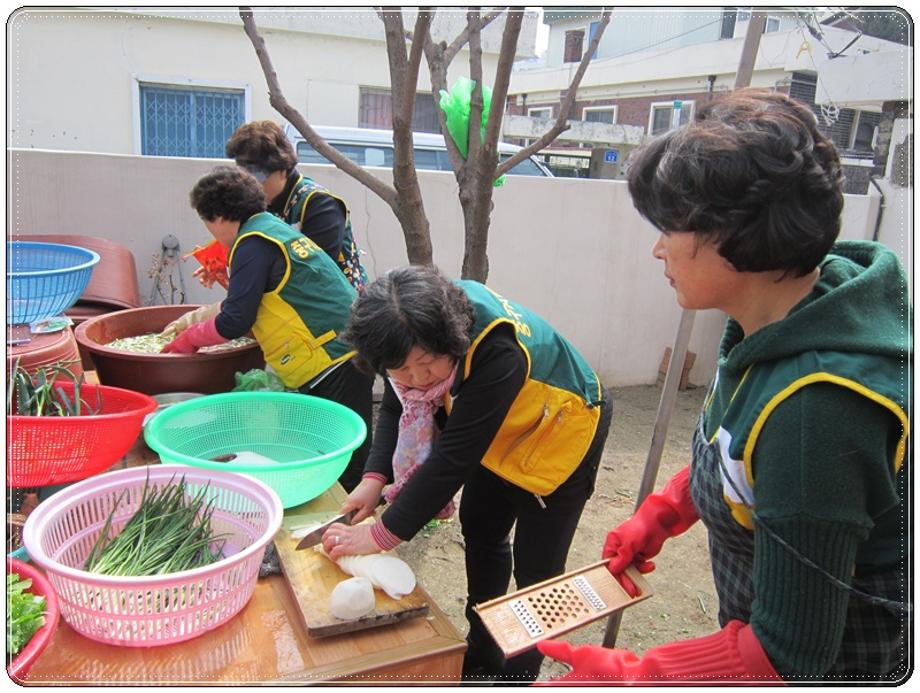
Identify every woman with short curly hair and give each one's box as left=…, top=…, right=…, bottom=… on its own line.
left=322, top=264, right=612, bottom=684
left=162, top=166, right=374, bottom=493
left=537, top=88, right=910, bottom=684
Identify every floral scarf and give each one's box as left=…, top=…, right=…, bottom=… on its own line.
left=385, top=361, right=459, bottom=518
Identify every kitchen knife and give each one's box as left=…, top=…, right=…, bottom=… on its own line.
left=294, top=509, right=357, bottom=550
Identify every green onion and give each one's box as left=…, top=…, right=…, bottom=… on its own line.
left=6, top=360, right=100, bottom=417
left=83, top=471, right=228, bottom=577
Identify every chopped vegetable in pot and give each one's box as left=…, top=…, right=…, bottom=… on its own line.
left=106, top=333, right=255, bottom=354
left=7, top=573, right=46, bottom=656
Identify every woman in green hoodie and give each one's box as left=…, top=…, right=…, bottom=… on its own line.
left=537, top=89, right=910, bottom=684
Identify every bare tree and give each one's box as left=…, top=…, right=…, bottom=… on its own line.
left=240, top=7, right=611, bottom=282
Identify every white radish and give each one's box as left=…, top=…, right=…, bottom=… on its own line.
left=329, top=576, right=376, bottom=620
left=334, top=554, right=416, bottom=600
left=225, top=450, right=279, bottom=466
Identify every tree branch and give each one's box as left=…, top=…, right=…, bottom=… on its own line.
left=381, top=10, right=411, bottom=130
left=496, top=8, right=612, bottom=177
left=239, top=7, right=396, bottom=206
left=484, top=8, right=523, bottom=178
left=444, top=8, right=505, bottom=64
left=466, top=11, right=485, bottom=170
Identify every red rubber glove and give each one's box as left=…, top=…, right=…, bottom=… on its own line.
left=603, top=465, right=698, bottom=596
left=161, top=317, right=227, bottom=354
left=536, top=620, right=784, bottom=685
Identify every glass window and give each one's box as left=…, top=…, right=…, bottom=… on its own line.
left=412, top=148, right=441, bottom=171
left=651, top=108, right=672, bottom=135
left=588, top=21, right=600, bottom=59
left=359, top=88, right=440, bottom=133
left=499, top=154, right=545, bottom=177
left=358, top=88, right=392, bottom=129
left=650, top=102, right=693, bottom=136
left=296, top=141, right=393, bottom=167
left=720, top=8, right=737, bottom=39
left=851, top=111, right=881, bottom=151
left=584, top=108, right=616, bottom=124
left=528, top=107, right=552, bottom=119
left=139, top=84, right=244, bottom=157
left=296, top=141, right=328, bottom=165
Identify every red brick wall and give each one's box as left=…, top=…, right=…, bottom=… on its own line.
left=586, top=92, right=708, bottom=130
left=508, top=86, right=795, bottom=135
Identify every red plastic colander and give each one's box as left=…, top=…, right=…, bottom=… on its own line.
left=7, top=381, right=156, bottom=487
left=7, top=556, right=60, bottom=681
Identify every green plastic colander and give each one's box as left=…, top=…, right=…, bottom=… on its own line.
left=144, top=391, right=366, bottom=508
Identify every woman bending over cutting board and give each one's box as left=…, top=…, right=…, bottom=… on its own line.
left=319, top=264, right=611, bottom=684
left=537, top=88, right=910, bottom=684
left=160, top=166, right=374, bottom=492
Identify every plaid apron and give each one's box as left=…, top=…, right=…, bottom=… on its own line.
left=690, top=414, right=909, bottom=682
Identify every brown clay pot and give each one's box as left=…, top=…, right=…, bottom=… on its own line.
left=67, top=303, right=122, bottom=370
left=7, top=326, right=83, bottom=380
left=73, top=305, right=264, bottom=395
left=18, top=234, right=141, bottom=309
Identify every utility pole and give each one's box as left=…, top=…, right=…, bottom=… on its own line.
left=601, top=7, right=769, bottom=649
left=735, top=11, right=768, bottom=89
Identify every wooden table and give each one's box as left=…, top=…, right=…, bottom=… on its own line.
left=21, top=436, right=467, bottom=686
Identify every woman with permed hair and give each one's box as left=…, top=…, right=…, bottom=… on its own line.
left=161, top=166, right=375, bottom=492
left=316, top=264, right=612, bottom=684
left=226, top=120, right=367, bottom=290
left=537, top=88, right=910, bottom=683
left=163, top=121, right=367, bottom=336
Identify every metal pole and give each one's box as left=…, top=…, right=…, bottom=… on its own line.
left=601, top=8, right=768, bottom=650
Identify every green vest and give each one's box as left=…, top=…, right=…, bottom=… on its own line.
left=229, top=212, right=357, bottom=388
left=445, top=281, right=604, bottom=496
left=282, top=174, right=368, bottom=291
left=703, top=350, right=909, bottom=529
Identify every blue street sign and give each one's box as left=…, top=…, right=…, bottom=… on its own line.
left=604, top=149, right=619, bottom=163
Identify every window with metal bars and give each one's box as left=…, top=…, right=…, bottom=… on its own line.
left=139, top=84, right=245, bottom=158
left=358, top=88, right=440, bottom=133
left=789, top=73, right=858, bottom=152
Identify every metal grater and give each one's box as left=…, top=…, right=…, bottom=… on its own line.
left=473, top=561, right=652, bottom=658
left=509, top=599, right=544, bottom=637
left=573, top=575, right=606, bottom=611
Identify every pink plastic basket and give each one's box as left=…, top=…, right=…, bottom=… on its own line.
left=21, top=465, right=282, bottom=647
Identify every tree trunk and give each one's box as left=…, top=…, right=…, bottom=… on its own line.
left=381, top=9, right=434, bottom=266
left=459, top=184, right=492, bottom=281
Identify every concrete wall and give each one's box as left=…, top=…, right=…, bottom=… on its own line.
left=8, top=149, right=887, bottom=389
left=6, top=8, right=519, bottom=154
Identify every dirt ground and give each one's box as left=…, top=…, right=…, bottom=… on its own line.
left=396, top=384, right=717, bottom=682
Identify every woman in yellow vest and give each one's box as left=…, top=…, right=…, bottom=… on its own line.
left=161, top=166, right=373, bottom=492
left=316, top=264, right=612, bottom=684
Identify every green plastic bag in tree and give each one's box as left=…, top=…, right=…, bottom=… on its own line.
left=439, top=76, right=506, bottom=187
left=439, top=76, right=490, bottom=159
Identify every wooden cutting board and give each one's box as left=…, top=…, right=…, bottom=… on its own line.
left=274, top=520, right=430, bottom=638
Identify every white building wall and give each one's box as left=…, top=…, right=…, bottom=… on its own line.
left=7, top=8, right=523, bottom=154
left=516, top=22, right=904, bottom=108
left=8, top=149, right=887, bottom=389
left=548, top=9, right=722, bottom=66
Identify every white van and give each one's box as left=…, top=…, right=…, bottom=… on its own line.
left=287, top=125, right=553, bottom=177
